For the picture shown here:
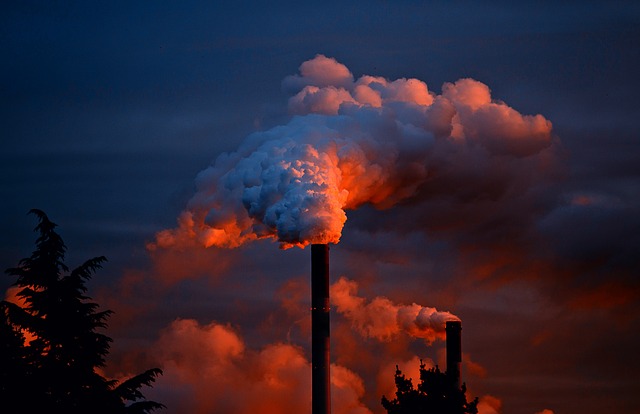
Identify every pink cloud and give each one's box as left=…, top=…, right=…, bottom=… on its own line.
left=442, top=78, right=492, bottom=111
left=282, top=54, right=354, bottom=92
left=288, top=85, right=357, bottom=115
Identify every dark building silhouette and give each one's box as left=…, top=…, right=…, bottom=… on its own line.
left=311, top=244, right=331, bottom=414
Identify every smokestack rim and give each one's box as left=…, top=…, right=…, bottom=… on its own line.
left=445, top=320, right=462, bottom=330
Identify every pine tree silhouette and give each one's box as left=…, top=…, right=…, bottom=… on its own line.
left=1, top=210, right=164, bottom=414
left=381, top=360, right=479, bottom=414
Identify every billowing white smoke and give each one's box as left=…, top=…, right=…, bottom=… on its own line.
left=331, top=277, right=459, bottom=344
left=153, top=54, right=553, bottom=249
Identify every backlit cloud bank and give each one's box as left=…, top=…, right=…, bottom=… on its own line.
left=152, top=54, right=554, bottom=249
left=146, top=318, right=372, bottom=414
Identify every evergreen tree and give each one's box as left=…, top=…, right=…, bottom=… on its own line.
left=1, top=210, right=164, bottom=414
left=381, top=360, right=479, bottom=414
left=0, top=301, right=31, bottom=409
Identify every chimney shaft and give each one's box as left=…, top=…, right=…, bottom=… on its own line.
left=446, top=320, right=462, bottom=389
left=311, top=244, right=331, bottom=414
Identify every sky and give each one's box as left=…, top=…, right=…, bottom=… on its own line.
left=1, top=1, right=639, bottom=413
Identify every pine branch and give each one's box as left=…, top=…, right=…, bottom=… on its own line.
left=114, top=368, right=164, bottom=402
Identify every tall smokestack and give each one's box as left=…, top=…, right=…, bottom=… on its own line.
left=446, top=320, right=462, bottom=389
left=311, top=244, right=331, bottom=414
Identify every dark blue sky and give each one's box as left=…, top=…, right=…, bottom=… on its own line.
left=2, top=2, right=639, bottom=413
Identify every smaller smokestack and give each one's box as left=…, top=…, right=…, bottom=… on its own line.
left=446, top=320, right=462, bottom=389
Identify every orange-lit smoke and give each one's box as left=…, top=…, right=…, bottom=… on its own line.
left=330, top=277, right=459, bottom=344
left=152, top=54, right=554, bottom=250
left=477, top=395, right=502, bottom=414
left=145, top=318, right=372, bottom=414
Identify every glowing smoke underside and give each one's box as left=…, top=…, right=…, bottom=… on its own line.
left=152, top=54, right=553, bottom=250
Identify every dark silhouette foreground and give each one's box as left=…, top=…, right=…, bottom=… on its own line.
left=382, top=361, right=478, bottom=414
left=1, top=210, right=164, bottom=414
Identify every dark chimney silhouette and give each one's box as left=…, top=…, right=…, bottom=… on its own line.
left=446, top=320, right=462, bottom=388
left=311, top=244, right=331, bottom=414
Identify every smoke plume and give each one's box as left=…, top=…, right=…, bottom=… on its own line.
left=477, top=395, right=502, bottom=414
left=144, top=318, right=372, bottom=414
left=152, top=54, right=553, bottom=249
left=331, top=277, right=459, bottom=344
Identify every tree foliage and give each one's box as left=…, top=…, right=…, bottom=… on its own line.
left=1, top=210, right=164, bottom=414
left=381, top=361, right=479, bottom=414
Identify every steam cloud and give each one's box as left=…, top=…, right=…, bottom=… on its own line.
left=477, top=395, right=503, bottom=414
left=153, top=54, right=553, bottom=249
left=331, top=277, right=459, bottom=344
left=145, top=318, right=372, bottom=414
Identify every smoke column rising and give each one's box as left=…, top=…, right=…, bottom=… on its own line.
left=152, top=54, right=553, bottom=250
